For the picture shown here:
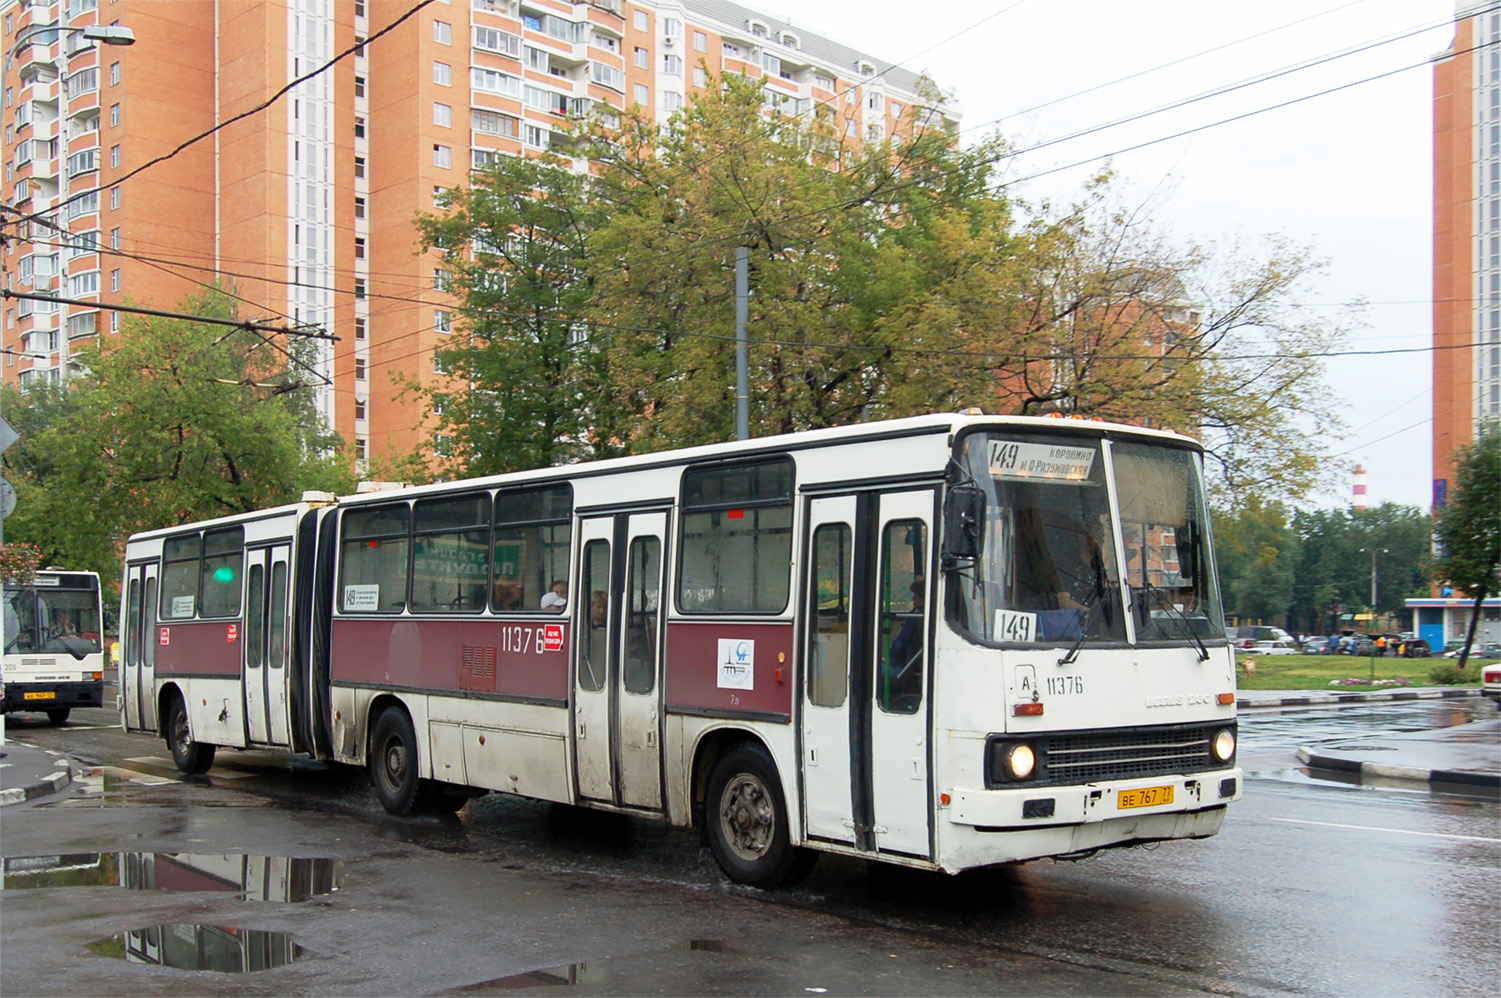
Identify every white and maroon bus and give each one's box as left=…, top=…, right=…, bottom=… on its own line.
left=120, top=412, right=1241, bottom=887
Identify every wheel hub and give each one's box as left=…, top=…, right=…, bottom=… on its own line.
left=720, top=774, right=774, bottom=862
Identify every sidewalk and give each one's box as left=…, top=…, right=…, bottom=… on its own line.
left=0, top=740, right=73, bottom=806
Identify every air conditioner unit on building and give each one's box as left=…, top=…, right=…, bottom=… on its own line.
left=663, top=34, right=676, bottom=46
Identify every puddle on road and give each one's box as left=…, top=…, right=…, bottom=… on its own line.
left=445, top=940, right=731, bottom=992
left=89, top=923, right=305, bottom=973
left=3, top=852, right=342, bottom=901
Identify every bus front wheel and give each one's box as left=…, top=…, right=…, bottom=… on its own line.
left=369, top=706, right=422, bottom=816
left=166, top=695, right=216, bottom=775
left=705, top=743, right=817, bottom=889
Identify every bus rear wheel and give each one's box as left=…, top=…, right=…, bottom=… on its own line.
left=45, top=708, right=71, bottom=726
left=166, top=695, right=216, bottom=775
left=705, top=743, right=817, bottom=889
left=369, top=706, right=421, bottom=816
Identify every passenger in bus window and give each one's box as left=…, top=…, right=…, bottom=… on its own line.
left=589, top=589, right=607, bottom=627
left=495, top=583, right=525, bottom=611
left=888, top=579, right=924, bottom=670
left=541, top=580, right=568, bottom=611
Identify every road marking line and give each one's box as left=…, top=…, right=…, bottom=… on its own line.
left=1272, top=817, right=1500, bottom=843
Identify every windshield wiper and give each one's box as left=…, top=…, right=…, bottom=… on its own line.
left=1057, top=580, right=1105, bottom=666
left=1138, top=585, right=1210, bottom=662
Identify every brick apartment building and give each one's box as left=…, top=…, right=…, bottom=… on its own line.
left=0, top=0, right=958, bottom=467
left=1418, top=0, right=1501, bottom=650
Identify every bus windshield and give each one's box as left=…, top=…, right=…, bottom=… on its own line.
left=4, top=583, right=103, bottom=656
left=948, top=430, right=1224, bottom=647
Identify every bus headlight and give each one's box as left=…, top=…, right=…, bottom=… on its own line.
left=1212, top=727, right=1236, bottom=763
left=1005, top=743, right=1036, bottom=780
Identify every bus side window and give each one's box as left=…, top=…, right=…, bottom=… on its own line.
left=339, top=503, right=411, bottom=613
left=143, top=577, right=158, bottom=669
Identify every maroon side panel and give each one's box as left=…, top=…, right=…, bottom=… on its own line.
left=154, top=620, right=242, bottom=677
left=153, top=856, right=239, bottom=894
left=665, top=620, right=794, bottom=717
left=330, top=618, right=569, bottom=701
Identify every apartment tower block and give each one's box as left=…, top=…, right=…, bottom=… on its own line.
left=0, top=0, right=958, bottom=467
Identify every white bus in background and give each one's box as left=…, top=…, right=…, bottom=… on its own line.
left=121, top=412, right=1242, bottom=887
left=2, top=569, right=106, bottom=725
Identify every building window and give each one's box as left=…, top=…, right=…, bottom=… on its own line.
left=693, top=30, right=707, bottom=52
left=434, top=61, right=451, bottom=86
left=433, top=20, right=451, bottom=44
left=355, top=399, right=366, bottom=420
left=356, top=437, right=368, bottom=460
left=433, top=144, right=451, bottom=168
left=354, top=236, right=366, bottom=259
left=355, top=317, right=366, bottom=340
left=110, top=227, right=120, bottom=250
left=815, top=74, right=834, bottom=91
left=110, top=144, right=120, bottom=168
left=433, top=185, right=448, bottom=205
left=633, top=9, right=647, bottom=30
left=109, top=62, right=121, bottom=85
left=433, top=102, right=451, bottom=127
left=69, top=271, right=101, bottom=297
left=633, top=83, right=648, bottom=106
left=434, top=309, right=452, bottom=333
left=890, top=101, right=902, bottom=118
left=354, top=75, right=365, bottom=99
left=110, top=103, right=120, bottom=127
left=661, top=90, right=682, bottom=111
left=110, top=187, right=121, bottom=209
left=355, top=116, right=366, bottom=138
left=354, top=196, right=366, bottom=218
left=692, top=66, right=706, bottom=88
left=633, top=46, right=648, bottom=68
left=472, top=109, right=517, bottom=136
left=354, top=278, right=367, bottom=299
left=663, top=54, right=681, bottom=74
left=471, top=67, right=520, bottom=96
left=522, top=124, right=548, bottom=149
left=867, top=92, right=883, bottom=112
left=473, top=26, right=521, bottom=57
left=525, top=45, right=550, bottom=72
left=662, top=17, right=680, bottom=38
left=355, top=35, right=366, bottom=56
left=355, top=358, right=367, bottom=381
left=110, top=311, right=119, bottom=333
left=434, top=269, right=450, bottom=291
left=110, top=269, right=120, bottom=291
left=354, top=155, right=365, bottom=178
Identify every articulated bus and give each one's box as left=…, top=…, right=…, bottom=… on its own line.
left=120, top=413, right=1241, bottom=886
left=3, top=569, right=106, bottom=724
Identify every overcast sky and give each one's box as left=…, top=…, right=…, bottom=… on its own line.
left=771, top=0, right=1455, bottom=511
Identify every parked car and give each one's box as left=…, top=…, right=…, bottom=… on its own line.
left=1483, top=663, right=1501, bottom=699
left=1302, top=637, right=1335, bottom=655
left=1235, top=626, right=1296, bottom=654
left=1401, top=638, right=1431, bottom=658
left=1442, top=640, right=1501, bottom=659
left=1252, top=639, right=1299, bottom=656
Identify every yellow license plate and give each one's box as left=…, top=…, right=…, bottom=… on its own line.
left=23, top=691, right=56, bottom=700
left=1118, top=785, right=1174, bottom=809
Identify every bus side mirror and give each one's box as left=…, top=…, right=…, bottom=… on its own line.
left=941, top=485, right=985, bottom=569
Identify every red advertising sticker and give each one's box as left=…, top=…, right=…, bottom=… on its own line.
left=227, top=623, right=238, bottom=643
left=543, top=624, right=564, bottom=652
left=159, top=627, right=170, bottom=646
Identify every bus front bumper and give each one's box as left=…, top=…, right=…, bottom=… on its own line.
left=947, top=767, right=1243, bottom=831
left=3, top=681, right=105, bottom=713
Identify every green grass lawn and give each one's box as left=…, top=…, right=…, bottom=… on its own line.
left=1234, top=652, right=1494, bottom=691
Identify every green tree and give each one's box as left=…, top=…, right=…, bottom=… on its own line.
left=1, top=289, right=355, bottom=591
left=1433, top=426, right=1501, bottom=669
left=1211, top=498, right=1300, bottom=625
left=415, top=152, right=611, bottom=474
left=1288, top=503, right=1432, bottom=634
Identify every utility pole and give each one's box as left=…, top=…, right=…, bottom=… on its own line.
left=734, top=245, right=749, bottom=441
left=1360, top=546, right=1388, bottom=682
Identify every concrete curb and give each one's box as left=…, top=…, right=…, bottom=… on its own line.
left=0, top=747, right=73, bottom=806
left=1238, top=688, right=1485, bottom=709
left=1295, top=746, right=1501, bottom=790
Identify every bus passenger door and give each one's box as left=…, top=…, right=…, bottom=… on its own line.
left=616, top=511, right=666, bottom=810
left=243, top=549, right=271, bottom=744
left=867, top=490, right=934, bottom=858
left=573, top=518, right=614, bottom=802
left=123, top=562, right=159, bottom=732
left=801, top=496, right=857, bottom=844
left=264, top=547, right=292, bottom=746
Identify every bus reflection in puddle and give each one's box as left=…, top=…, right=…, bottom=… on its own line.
left=2, top=852, right=341, bottom=901
left=91, top=924, right=304, bottom=973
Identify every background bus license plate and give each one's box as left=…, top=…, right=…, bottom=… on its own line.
left=1118, top=786, right=1173, bottom=809
left=23, top=691, right=56, bottom=700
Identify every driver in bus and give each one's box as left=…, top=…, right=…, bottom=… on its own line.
left=1054, top=529, right=1107, bottom=611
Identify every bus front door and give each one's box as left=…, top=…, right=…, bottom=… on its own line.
left=243, top=544, right=293, bottom=747
left=801, top=490, right=933, bottom=858
left=123, top=562, right=159, bottom=732
left=573, top=511, right=667, bottom=811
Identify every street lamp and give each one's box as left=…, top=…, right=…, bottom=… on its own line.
left=1360, top=546, right=1388, bottom=680
left=6, top=22, right=135, bottom=380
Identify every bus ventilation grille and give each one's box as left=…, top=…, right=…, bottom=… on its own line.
left=1035, top=722, right=1229, bottom=786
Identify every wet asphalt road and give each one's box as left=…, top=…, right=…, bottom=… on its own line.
left=1, top=700, right=1498, bottom=996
